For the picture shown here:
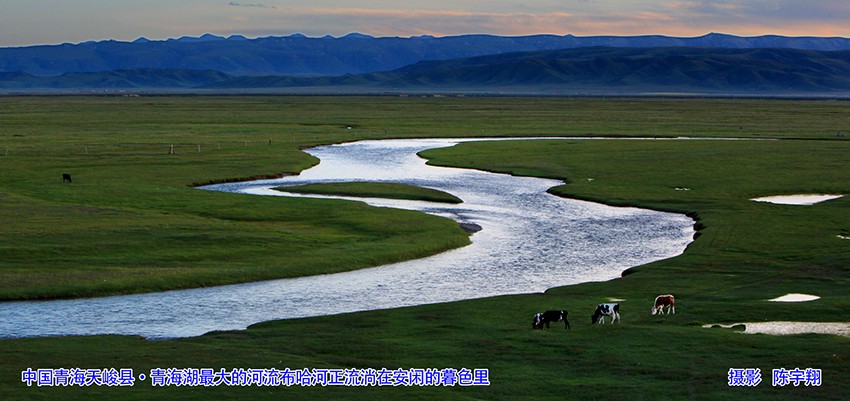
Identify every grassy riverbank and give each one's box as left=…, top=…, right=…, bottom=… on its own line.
left=1, top=96, right=849, bottom=400
left=276, top=182, right=463, bottom=203
left=0, top=96, right=482, bottom=300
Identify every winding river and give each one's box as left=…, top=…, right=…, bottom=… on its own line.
left=0, top=138, right=694, bottom=339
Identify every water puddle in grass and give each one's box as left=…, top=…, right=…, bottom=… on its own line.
left=751, top=194, right=844, bottom=205
left=0, top=138, right=694, bottom=339
left=768, top=293, right=820, bottom=302
left=704, top=322, right=850, bottom=337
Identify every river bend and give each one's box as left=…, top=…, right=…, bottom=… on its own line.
left=0, top=138, right=694, bottom=338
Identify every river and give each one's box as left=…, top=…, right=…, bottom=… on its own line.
left=0, top=138, right=694, bottom=339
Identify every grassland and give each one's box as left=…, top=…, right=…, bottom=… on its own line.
left=0, top=96, right=482, bottom=300
left=1, top=96, right=849, bottom=400
left=276, top=182, right=463, bottom=203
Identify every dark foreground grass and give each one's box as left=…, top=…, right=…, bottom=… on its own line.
left=1, top=293, right=847, bottom=400
left=276, top=182, right=463, bottom=203
left=1, top=96, right=850, bottom=400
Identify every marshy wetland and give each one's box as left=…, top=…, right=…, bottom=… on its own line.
left=1, top=96, right=849, bottom=400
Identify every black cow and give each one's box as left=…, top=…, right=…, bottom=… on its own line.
left=532, top=310, right=570, bottom=330
left=62, top=173, right=72, bottom=183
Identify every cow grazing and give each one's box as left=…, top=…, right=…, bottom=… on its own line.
left=532, top=313, right=543, bottom=329
left=62, top=173, right=72, bottom=183
left=651, top=294, right=675, bottom=315
left=591, top=303, right=620, bottom=325
left=532, top=310, right=570, bottom=330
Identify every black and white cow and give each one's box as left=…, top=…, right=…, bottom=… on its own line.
left=591, top=303, right=620, bottom=325
left=532, top=310, right=570, bottom=330
left=651, top=294, right=675, bottom=315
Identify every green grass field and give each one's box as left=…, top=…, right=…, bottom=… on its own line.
left=276, top=182, right=463, bottom=203
left=1, top=96, right=849, bottom=400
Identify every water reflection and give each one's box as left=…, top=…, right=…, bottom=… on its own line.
left=0, top=139, right=693, bottom=339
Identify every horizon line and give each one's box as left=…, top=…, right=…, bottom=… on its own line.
left=6, top=31, right=850, bottom=49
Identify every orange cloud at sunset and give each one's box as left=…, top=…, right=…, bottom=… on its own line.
left=260, top=6, right=850, bottom=39
left=2, top=0, right=850, bottom=47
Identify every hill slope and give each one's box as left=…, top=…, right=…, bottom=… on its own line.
left=0, top=69, right=232, bottom=89
left=212, top=47, right=850, bottom=94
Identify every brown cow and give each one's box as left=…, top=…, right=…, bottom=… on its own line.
left=651, top=295, right=675, bottom=315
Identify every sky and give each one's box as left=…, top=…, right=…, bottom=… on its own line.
left=2, top=0, right=849, bottom=47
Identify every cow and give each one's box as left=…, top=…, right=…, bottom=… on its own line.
left=591, top=303, right=620, bottom=325
left=62, top=173, right=72, bottom=183
left=532, top=310, right=570, bottom=330
left=651, top=294, right=675, bottom=315
left=532, top=313, right=543, bottom=329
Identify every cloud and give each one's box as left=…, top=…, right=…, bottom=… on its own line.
left=670, top=0, right=850, bottom=22
left=228, top=2, right=276, bottom=9
left=134, top=3, right=850, bottom=44
left=5, top=0, right=850, bottom=48
left=661, top=1, right=850, bottom=36
left=269, top=8, right=578, bottom=37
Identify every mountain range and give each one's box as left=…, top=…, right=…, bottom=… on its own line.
left=3, top=33, right=850, bottom=95
left=5, top=32, right=850, bottom=77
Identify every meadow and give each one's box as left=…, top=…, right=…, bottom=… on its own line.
left=277, top=182, right=463, bottom=204
left=1, top=96, right=849, bottom=400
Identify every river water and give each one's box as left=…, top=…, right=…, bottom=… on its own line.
left=0, top=138, right=694, bottom=339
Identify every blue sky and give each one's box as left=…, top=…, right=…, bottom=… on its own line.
left=2, top=1, right=849, bottom=47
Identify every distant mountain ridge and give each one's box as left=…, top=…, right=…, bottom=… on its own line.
left=0, top=69, right=232, bottom=89
left=4, top=47, right=850, bottom=95
left=4, top=32, right=850, bottom=77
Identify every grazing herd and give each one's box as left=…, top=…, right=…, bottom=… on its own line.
left=532, top=294, right=674, bottom=330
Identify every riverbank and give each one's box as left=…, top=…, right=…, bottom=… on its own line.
left=274, top=182, right=464, bottom=204
left=0, top=138, right=694, bottom=338
left=0, top=97, right=481, bottom=300
left=2, top=96, right=849, bottom=400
